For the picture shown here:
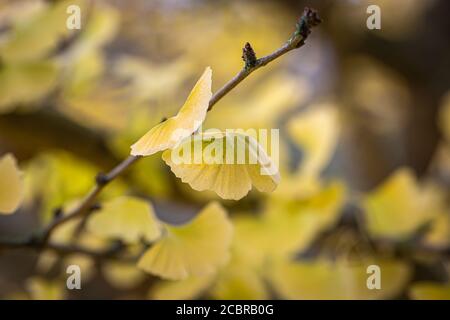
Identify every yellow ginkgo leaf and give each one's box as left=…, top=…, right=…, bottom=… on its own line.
left=24, top=152, right=126, bottom=223
left=363, top=168, right=444, bottom=240
left=409, top=282, right=450, bottom=300
left=0, top=0, right=86, bottom=64
left=26, top=277, right=65, bottom=300
left=77, top=231, right=111, bottom=251
left=150, top=275, right=215, bottom=300
left=222, top=181, right=345, bottom=271
left=230, top=215, right=273, bottom=267
left=102, top=261, right=146, bottom=289
left=60, top=4, right=119, bottom=98
left=137, top=202, right=233, bottom=280
left=38, top=245, right=97, bottom=282
left=233, top=209, right=319, bottom=264
left=423, top=212, right=450, bottom=249
left=211, top=261, right=269, bottom=300
left=115, top=57, right=194, bottom=103
left=35, top=251, right=59, bottom=274
left=268, top=181, right=346, bottom=253
left=268, top=257, right=411, bottom=300
left=162, top=131, right=280, bottom=200
left=273, top=170, right=323, bottom=199
left=70, top=4, right=119, bottom=55
left=130, top=67, right=212, bottom=156
left=60, top=87, right=128, bottom=131
left=0, top=153, right=23, bottom=214
left=229, top=181, right=345, bottom=263
left=287, top=104, right=340, bottom=177
left=266, top=180, right=346, bottom=229
left=87, top=196, right=161, bottom=244
left=0, top=61, right=59, bottom=113
left=47, top=215, right=109, bottom=257
left=48, top=217, right=82, bottom=245
left=64, top=254, right=95, bottom=282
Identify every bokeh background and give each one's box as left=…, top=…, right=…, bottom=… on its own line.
left=0, top=0, right=449, bottom=299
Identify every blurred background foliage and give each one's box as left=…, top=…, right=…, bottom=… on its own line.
left=0, top=0, right=449, bottom=300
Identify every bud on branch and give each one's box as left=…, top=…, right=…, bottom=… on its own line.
left=291, top=7, right=322, bottom=48
left=242, top=42, right=257, bottom=70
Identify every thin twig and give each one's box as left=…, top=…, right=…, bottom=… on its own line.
left=0, top=239, right=136, bottom=262
left=0, top=8, right=322, bottom=257
left=39, top=154, right=141, bottom=245
left=208, top=7, right=321, bottom=111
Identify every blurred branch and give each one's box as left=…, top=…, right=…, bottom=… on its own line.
left=0, top=238, right=136, bottom=262
left=0, top=7, right=322, bottom=259
left=0, top=108, right=120, bottom=169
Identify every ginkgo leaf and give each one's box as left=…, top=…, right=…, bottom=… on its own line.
left=162, top=131, right=280, bottom=200
left=87, top=196, right=161, bottom=244
left=0, top=153, right=23, bottom=214
left=150, top=275, right=215, bottom=300
left=266, top=180, right=346, bottom=229
left=70, top=4, right=119, bottom=55
left=267, top=182, right=345, bottom=254
left=102, top=261, right=146, bottom=289
left=77, top=232, right=110, bottom=251
left=268, top=258, right=411, bottom=300
left=130, top=67, right=212, bottom=156
left=0, top=0, right=86, bottom=64
left=48, top=217, right=82, bottom=244
left=47, top=213, right=109, bottom=253
left=233, top=209, right=319, bottom=264
left=301, top=180, right=347, bottom=230
left=423, top=212, right=450, bottom=249
left=212, top=196, right=339, bottom=301
left=362, top=168, right=444, bottom=240
left=272, top=171, right=323, bottom=199
left=287, top=104, right=340, bottom=177
left=35, top=246, right=96, bottom=284
left=26, top=277, right=65, bottom=300
left=115, top=57, right=194, bottom=103
left=137, top=202, right=233, bottom=280
left=55, top=3, right=118, bottom=94
left=60, top=88, right=128, bottom=131
left=61, top=50, right=105, bottom=98
left=64, top=254, right=95, bottom=282
left=0, top=61, right=59, bottom=113
left=35, top=251, right=59, bottom=274
left=409, top=282, right=450, bottom=300
left=211, top=260, right=269, bottom=300
left=23, top=152, right=126, bottom=223
left=231, top=181, right=345, bottom=262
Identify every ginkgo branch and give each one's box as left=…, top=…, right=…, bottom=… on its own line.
left=0, top=7, right=322, bottom=257
left=207, top=7, right=321, bottom=111
left=0, top=238, right=137, bottom=262
left=39, top=154, right=140, bottom=245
